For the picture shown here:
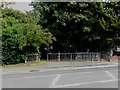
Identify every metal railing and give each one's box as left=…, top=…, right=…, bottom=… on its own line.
left=47, top=52, right=100, bottom=62
left=25, top=54, right=40, bottom=63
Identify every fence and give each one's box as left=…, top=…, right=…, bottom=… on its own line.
left=25, top=54, right=40, bottom=63
left=46, top=52, right=103, bottom=67
left=47, top=52, right=100, bottom=62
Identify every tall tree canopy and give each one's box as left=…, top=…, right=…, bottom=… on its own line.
left=31, top=2, right=120, bottom=52
left=2, top=8, right=55, bottom=64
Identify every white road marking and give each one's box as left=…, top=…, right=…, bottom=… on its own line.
left=23, top=74, right=56, bottom=79
left=52, top=79, right=118, bottom=88
left=74, top=64, right=118, bottom=70
left=23, top=72, right=91, bottom=79
left=49, top=74, right=62, bottom=87
left=105, top=71, right=117, bottom=80
left=3, top=74, right=56, bottom=80
left=4, top=71, right=91, bottom=80
left=22, top=72, right=91, bottom=79
left=61, top=71, right=92, bottom=76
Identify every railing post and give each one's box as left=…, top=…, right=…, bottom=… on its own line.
left=109, top=49, right=113, bottom=63
left=70, top=53, right=72, bottom=61
left=36, top=54, right=40, bottom=62
left=75, top=53, right=77, bottom=60
left=58, top=52, right=60, bottom=61
left=47, top=53, right=49, bottom=62
left=39, top=53, right=41, bottom=62
left=91, top=53, right=94, bottom=66
left=25, top=55, right=27, bottom=64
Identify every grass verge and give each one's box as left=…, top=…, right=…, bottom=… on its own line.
left=2, top=60, right=47, bottom=68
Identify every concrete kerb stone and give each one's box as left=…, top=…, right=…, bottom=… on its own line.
left=2, top=62, right=118, bottom=75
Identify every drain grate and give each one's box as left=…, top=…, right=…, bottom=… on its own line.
left=29, top=69, right=39, bottom=72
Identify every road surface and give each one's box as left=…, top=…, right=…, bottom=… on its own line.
left=2, top=65, right=119, bottom=88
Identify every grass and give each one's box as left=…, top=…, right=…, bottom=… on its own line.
left=2, top=59, right=114, bottom=68
left=2, top=60, right=47, bottom=68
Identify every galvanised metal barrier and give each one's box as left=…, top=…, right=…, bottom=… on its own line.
left=47, top=52, right=100, bottom=62
left=25, top=54, right=40, bottom=63
left=46, top=52, right=102, bottom=67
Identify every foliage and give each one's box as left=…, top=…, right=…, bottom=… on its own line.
left=31, top=2, right=120, bottom=52
left=2, top=8, right=54, bottom=65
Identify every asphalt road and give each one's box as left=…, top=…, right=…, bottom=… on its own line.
left=2, top=66, right=119, bottom=88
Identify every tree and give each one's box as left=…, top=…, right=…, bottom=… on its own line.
left=2, top=8, right=55, bottom=64
left=0, top=1, right=15, bottom=9
left=31, top=2, right=120, bottom=52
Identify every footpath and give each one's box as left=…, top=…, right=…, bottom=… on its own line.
left=1, top=61, right=118, bottom=75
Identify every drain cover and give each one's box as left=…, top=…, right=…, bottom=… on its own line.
left=29, top=70, right=39, bottom=72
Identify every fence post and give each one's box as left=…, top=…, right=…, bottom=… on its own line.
left=58, top=52, right=60, bottom=61
left=25, top=55, right=27, bottom=64
left=36, top=53, right=40, bottom=62
left=36, top=54, right=38, bottom=62
left=90, top=53, right=92, bottom=60
left=91, top=53, right=94, bottom=66
left=70, top=53, right=72, bottom=61
left=47, top=53, right=48, bottom=62
left=70, top=53, right=72, bottom=60
left=109, top=49, right=113, bottom=63
left=39, top=53, right=41, bottom=62
left=75, top=53, right=77, bottom=60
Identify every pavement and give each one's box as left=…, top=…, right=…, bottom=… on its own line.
left=2, top=61, right=118, bottom=74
